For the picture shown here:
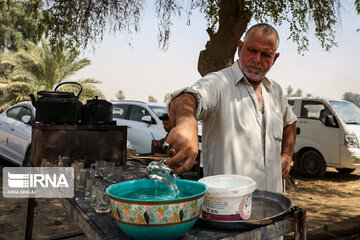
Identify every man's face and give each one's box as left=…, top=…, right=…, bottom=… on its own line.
left=237, top=30, right=279, bottom=82
left=162, top=119, right=171, bottom=132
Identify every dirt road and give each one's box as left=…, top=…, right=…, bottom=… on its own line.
left=286, top=168, right=360, bottom=239
left=1, top=158, right=360, bottom=240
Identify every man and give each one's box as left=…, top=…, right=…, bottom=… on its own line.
left=159, top=113, right=172, bottom=134
left=165, top=23, right=297, bottom=193
left=152, top=113, right=173, bottom=156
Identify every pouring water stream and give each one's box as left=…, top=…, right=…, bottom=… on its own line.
left=146, top=159, right=180, bottom=198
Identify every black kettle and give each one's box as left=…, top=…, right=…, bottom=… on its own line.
left=81, top=96, right=113, bottom=124
left=29, top=82, right=83, bottom=124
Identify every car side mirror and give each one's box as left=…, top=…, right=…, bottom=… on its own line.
left=325, top=115, right=337, bottom=127
left=141, top=115, right=152, bottom=124
left=21, top=115, right=32, bottom=124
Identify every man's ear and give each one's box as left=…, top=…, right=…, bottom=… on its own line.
left=272, top=52, right=280, bottom=65
left=237, top=40, right=244, bottom=57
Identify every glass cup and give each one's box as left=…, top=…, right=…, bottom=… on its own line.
left=72, top=162, right=85, bottom=188
left=106, top=166, right=123, bottom=183
left=58, top=155, right=71, bottom=167
left=101, top=162, right=116, bottom=180
left=90, top=185, right=98, bottom=206
left=85, top=178, right=94, bottom=199
left=75, top=168, right=87, bottom=191
left=95, top=185, right=110, bottom=214
left=84, top=169, right=96, bottom=199
left=90, top=160, right=106, bottom=177
left=71, top=162, right=85, bottom=170
left=41, top=158, right=48, bottom=167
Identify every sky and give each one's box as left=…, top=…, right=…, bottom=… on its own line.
left=72, top=5, right=360, bottom=103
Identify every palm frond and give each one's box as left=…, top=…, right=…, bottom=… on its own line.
left=0, top=39, right=105, bottom=110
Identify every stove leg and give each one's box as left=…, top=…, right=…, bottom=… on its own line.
left=24, top=198, right=36, bottom=240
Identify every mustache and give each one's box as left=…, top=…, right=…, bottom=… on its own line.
left=246, top=62, right=262, bottom=71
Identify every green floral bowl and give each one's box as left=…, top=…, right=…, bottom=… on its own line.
left=106, top=179, right=207, bottom=240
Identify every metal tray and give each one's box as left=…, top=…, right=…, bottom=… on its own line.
left=197, top=189, right=293, bottom=230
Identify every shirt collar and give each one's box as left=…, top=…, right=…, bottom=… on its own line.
left=231, top=60, right=273, bottom=91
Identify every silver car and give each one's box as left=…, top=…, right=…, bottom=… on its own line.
left=0, top=101, right=34, bottom=166
left=112, top=100, right=203, bottom=155
left=112, top=101, right=168, bottom=154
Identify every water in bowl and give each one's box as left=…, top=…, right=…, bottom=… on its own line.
left=146, top=159, right=180, bottom=198
left=120, top=185, right=192, bottom=201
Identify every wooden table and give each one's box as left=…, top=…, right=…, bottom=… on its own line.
left=25, top=123, right=127, bottom=240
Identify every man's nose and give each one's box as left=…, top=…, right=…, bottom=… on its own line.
left=253, top=52, right=262, bottom=64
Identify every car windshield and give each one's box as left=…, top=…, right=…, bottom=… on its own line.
left=149, top=105, right=167, bottom=118
left=330, top=101, right=360, bottom=124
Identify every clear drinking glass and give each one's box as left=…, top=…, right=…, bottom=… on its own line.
left=84, top=169, right=96, bottom=199
left=90, top=185, right=98, bottom=206
left=146, top=159, right=179, bottom=197
left=41, top=158, right=48, bottom=167
left=102, top=162, right=116, bottom=180
left=75, top=168, right=87, bottom=191
left=95, top=185, right=110, bottom=213
left=85, top=178, right=94, bottom=199
left=90, top=160, right=106, bottom=177
left=106, top=167, right=123, bottom=183
left=58, top=155, right=71, bottom=167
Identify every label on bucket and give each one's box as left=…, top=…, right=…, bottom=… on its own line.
left=239, top=194, right=251, bottom=219
left=201, top=193, right=252, bottom=221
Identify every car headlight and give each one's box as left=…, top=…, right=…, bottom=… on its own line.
left=345, top=132, right=359, bottom=148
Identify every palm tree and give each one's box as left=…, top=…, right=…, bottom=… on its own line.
left=148, top=95, right=157, bottom=103
left=115, top=90, right=125, bottom=100
left=163, top=93, right=170, bottom=103
left=0, top=39, right=104, bottom=111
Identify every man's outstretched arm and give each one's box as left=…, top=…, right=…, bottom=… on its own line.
left=166, top=93, right=199, bottom=173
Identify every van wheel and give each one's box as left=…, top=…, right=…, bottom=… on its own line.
left=301, top=150, right=326, bottom=178
left=336, top=168, right=355, bottom=174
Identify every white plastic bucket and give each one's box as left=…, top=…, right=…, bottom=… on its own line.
left=198, top=174, right=256, bottom=221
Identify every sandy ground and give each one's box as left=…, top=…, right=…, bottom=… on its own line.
left=285, top=168, right=360, bottom=240
left=0, top=158, right=360, bottom=240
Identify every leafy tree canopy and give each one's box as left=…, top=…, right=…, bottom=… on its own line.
left=0, top=0, right=45, bottom=52
left=35, top=0, right=360, bottom=76
left=1, top=0, right=360, bottom=76
left=343, top=92, right=360, bottom=107
left=285, top=85, right=312, bottom=97
left=0, top=39, right=104, bottom=110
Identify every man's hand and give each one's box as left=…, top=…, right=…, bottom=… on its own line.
left=281, top=122, right=296, bottom=179
left=165, top=122, right=198, bottom=173
left=281, top=153, right=292, bottom=178
left=166, top=93, right=198, bottom=173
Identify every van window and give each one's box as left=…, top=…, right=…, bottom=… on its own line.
left=330, top=101, right=360, bottom=124
left=300, top=101, right=329, bottom=122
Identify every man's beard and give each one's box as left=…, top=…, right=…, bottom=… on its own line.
left=238, top=61, right=271, bottom=82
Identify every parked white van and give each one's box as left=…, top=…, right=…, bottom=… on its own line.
left=288, top=97, right=360, bottom=177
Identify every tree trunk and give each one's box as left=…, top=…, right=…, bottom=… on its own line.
left=197, top=0, right=252, bottom=77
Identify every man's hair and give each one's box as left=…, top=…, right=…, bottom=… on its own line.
left=244, top=23, right=280, bottom=49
